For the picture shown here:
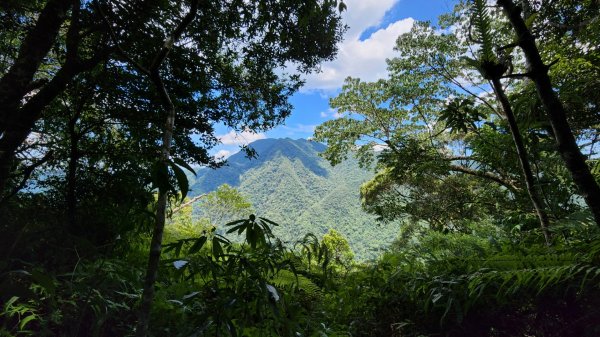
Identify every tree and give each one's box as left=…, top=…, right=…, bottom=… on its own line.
left=314, top=23, right=515, bottom=231
left=322, top=229, right=354, bottom=270
left=196, top=184, right=254, bottom=230
left=496, top=0, right=600, bottom=227
left=1, top=1, right=346, bottom=335
left=0, top=0, right=114, bottom=192
left=314, top=17, right=584, bottom=236
left=0, top=0, right=347, bottom=193
left=466, top=0, right=551, bottom=243
left=95, top=1, right=346, bottom=334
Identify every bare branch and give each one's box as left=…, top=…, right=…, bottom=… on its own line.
left=170, top=193, right=207, bottom=215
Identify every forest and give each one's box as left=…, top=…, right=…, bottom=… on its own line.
left=1, top=0, right=600, bottom=336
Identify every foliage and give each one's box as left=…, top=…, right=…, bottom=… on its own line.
left=195, top=184, right=254, bottom=229
left=318, top=225, right=600, bottom=337
left=322, top=229, right=354, bottom=270
left=2, top=1, right=600, bottom=337
left=313, top=6, right=589, bottom=238
left=190, top=138, right=398, bottom=260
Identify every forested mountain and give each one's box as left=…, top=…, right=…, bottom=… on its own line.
left=190, top=138, right=398, bottom=259
left=3, top=1, right=600, bottom=336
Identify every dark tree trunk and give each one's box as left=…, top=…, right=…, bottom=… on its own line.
left=0, top=52, right=107, bottom=194
left=0, top=0, right=72, bottom=130
left=0, top=0, right=71, bottom=194
left=491, top=77, right=552, bottom=244
left=497, top=0, right=600, bottom=227
left=135, top=73, right=176, bottom=337
left=66, top=114, right=80, bottom=234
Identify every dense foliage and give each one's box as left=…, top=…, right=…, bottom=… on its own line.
left=2, top=0, right=600, bottom=336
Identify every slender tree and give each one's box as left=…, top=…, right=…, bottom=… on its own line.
left=497, top=0, right=600, bottom=226
left=98, top=2, right=204, bottom=334
left=469, top=0, right=551, bottom=243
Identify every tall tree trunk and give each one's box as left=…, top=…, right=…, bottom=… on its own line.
left=497, top=0, right=600, bottom=227
left=66, top=115, right=80, bottom=234
left=135, top=73, right=175, bottom=337
left=491, top=77, right=552, bottom=244
left=133, top=2, right=200, bottom=335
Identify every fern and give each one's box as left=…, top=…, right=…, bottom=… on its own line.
left=272, top=269, right=323, bottom=300
left=416, top=242, right=600, bottom=326
left=465, top=0, right=511, bottom=80
left=471, top=0, right=495, bottom=63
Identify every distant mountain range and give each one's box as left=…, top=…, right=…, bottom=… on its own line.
left=189, top=138, right=399, bottom=259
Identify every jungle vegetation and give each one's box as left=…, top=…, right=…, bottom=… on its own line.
left=1, top=0, right=600, bottom=336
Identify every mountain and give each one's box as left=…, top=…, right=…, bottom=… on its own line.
left=189, top=138, right=399, bottom=259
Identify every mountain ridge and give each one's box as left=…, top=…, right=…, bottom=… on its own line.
left=190, top=138, right=399, bottom=259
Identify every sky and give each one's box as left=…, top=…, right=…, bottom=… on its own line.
left=212, top=0, right=459, bottom=160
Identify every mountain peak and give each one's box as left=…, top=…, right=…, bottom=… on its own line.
left=192, top=138, right=328, bottom=193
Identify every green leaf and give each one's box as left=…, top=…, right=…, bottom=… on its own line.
left=5, top=296, right=19, bottom=308
left=460, top=56, right=483, bottom=74
left=224, top=219, right=247, bottom=227
left=19, top=314, right=36, bottom=330
left=151, top=160, right=170, bottom=195
left=163, top=243, right=175, bottom=254
left=174, top=241, right=184, bottom=257
left=189, top=236, right=207, bottom=254
left=524, top=12, right=538, bottom=30
left=212, top=240, right=223, bottom=258
left=172, top=157, right=196, bottom=176
left=259, top=220, right=274, bottom=236
left=258, top=217, right=280, bottom=227
left=247, top=224, right=258, bottom=249
left=31, top=270, right=55, bottom=295
left=169, top=160, right=189, bottom=200
left=226, top=224, right=247, bottom=234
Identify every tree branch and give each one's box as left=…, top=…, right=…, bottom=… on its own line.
left=501, top=73, right=531, bottom=79
left=0, top=151, right=54, bottom=207
left=0, top=0, right=73, bottom=132
left=170, top=193, right=207, bottom=215
left=449, top=164, right=520, bottom=192
left=93, top=0, right=150, bottom=75
left=148, top=0, right=201, bottom=72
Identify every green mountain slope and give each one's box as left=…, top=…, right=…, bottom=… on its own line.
left=190, top=138, right=399, bottom=259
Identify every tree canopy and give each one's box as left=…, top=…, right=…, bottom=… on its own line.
left=314, top=0, right=600, bottom=237
left=2, top=1, right=600, bottom=336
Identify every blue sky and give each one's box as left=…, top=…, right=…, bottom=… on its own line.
left=212, top=0, right=458, bottom=159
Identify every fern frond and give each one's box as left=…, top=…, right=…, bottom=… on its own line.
left=272, top=269, right=323, bottom=300
left=467, top=262, right=600, bottom=300
left=472, top=0, right=495, bottom=62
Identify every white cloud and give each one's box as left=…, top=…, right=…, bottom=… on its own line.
left=320, top=108, right=343, bottom=119
left=281, top=124, right=317, bottom=135
left=341, top=0, right=398, bottom=39
left=214, top=149, right=233, bottom=159
left=218, top=130, right=266, bottom=146
left=372, top=144, right=388, bottom=152
left=301, top=0, right=414, bottom=91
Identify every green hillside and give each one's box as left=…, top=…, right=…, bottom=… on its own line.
left=190, top=138, right=399, bottom=259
